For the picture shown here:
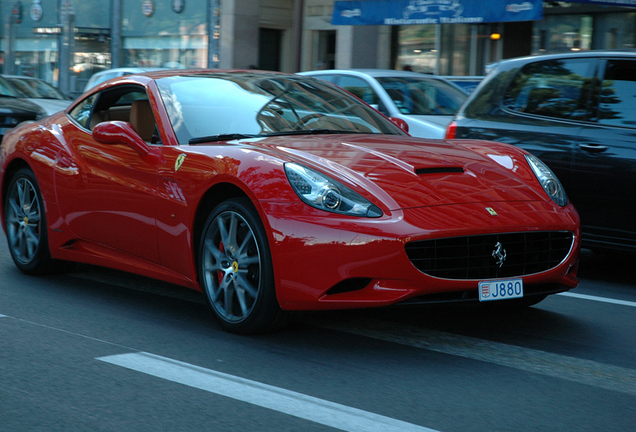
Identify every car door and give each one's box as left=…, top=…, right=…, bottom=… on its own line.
left=573, top=58, right=636, bottom=248
left=56, top=85, right=161, bottom=263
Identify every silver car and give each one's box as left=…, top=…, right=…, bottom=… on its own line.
left=298, top=69, right=467, bottom=138
left=83, top=67, right=168, bottom=92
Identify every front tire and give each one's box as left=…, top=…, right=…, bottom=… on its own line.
left=198, top=197, right=286, bottom=334
left=4, top=168, right=55, bottom=274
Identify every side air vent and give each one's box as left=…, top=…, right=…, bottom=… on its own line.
left=325, top=278, right=372, bottom=295
left=415, top=167, right=464, bottom=175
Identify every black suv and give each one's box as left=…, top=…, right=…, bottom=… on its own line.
left=447, top=51, right=636, bottom=252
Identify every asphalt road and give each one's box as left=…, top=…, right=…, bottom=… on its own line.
left=1, top=236, right=635, bottom=432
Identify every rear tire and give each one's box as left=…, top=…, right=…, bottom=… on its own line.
left=4, top=168, right=56, bottom=274
left=198, top=197, right=287, bottom=334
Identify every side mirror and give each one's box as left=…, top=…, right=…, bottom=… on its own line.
left=92, top=121, right=150, bottom=157
left=389, top=117, right=409, bottom=133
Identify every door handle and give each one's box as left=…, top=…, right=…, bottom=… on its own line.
left=578, top=143, right=608, bottom=153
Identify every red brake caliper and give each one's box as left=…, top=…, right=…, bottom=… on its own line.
left=217, top=242, right=225, bottom=285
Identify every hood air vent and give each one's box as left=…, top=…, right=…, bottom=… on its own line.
left=415, top=167, right=464, bottom=175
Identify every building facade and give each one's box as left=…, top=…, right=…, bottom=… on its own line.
left=1, top=1, right=636, bottom=96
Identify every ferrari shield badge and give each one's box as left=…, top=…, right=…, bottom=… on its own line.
left=175, top=154, right=187, bottom=172
left=485, top=207, right=498, bottom=216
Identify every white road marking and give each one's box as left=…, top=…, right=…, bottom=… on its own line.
left=97, top=352, right=439, bottom=432
left=312, top=317, right=636, bottom=397
left=558, top=292, right=636, bottom=308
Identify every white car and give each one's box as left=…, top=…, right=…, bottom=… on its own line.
left=298, top=69, right=467, bottom=138
left=3, top=75, right=72, bottom=116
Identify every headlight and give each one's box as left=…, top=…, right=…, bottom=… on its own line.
left=525, top=154, right=568, bottom=206
left=285, top=162, right=383, bottom=218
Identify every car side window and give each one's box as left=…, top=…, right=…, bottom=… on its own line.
left=336, top=76, right=380, bottom=106
left=503, top=59, right=594, bottom=121
left=68, top=94, right=98, bottom=129
left=597, top=60, right=636, bottom=128
left=70, top=86, right=161, bottom=144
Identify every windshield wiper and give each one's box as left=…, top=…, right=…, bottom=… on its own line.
left=264, top=129, right=370, bottom=137
left=189, top=133, right=261, bottom=144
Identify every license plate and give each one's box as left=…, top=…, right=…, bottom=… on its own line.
left=479, top=278, right=523, bottom=302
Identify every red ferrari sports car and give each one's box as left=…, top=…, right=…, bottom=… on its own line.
left=0, top=70, right=580, bottom=333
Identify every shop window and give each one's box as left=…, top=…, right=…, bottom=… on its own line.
left=532, top=14, right=593, bottom=54
left=396, top=25, right=437, bottom=74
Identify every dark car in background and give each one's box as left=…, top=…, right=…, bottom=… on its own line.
left=446, top=51, right=636, bottom=252
left=0, top=76, right=46, bottom=142
left=3, top=75, right=72, bottom=115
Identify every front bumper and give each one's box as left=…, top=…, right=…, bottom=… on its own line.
left=260, top=199, right=580, bottom=311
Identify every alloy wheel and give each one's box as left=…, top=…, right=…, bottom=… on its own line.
left=201, top=209, right=262, bottom=324
left=6, top=177, right=42, bottom=266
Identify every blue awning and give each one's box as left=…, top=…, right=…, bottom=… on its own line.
left=332, top=0, right=544, bottom=26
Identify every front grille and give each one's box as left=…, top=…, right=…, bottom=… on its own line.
left=405, top=231, right=574, bottom=279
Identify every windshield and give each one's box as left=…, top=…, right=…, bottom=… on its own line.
left=0, top=76, right=19, bottom=97
left=157, top=73, right=405, bottom=144
left=376, top=77, right=467, bottom=116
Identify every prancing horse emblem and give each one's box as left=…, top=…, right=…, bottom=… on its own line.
left=492, top=242, right=507, bottom=268
left=175, top=153, right=187, bottom=172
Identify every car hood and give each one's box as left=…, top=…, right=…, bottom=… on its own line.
left=239, top=134, right=545, bottom=211
left=0, top=96, right=42, bottom=115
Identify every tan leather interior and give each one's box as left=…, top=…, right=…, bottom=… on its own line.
left=129, top=100, right=155, bottom=142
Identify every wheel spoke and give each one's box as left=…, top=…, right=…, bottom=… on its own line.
left=203, top=238, right=226, bottom=265
left=236, top=271, right=258, bottom=299
left=8, top=199, right=22, bottom=221
left=26, top=209, right=40, bottom=223
left=224, top=277, right=235, bottom=317
left=15, top=231, right=26, bottom=257
left=235, top=287, right=249, bottom=317
left=226, top=213, right=239, bottom=251
left=209, top=279, right=223, bottom=303
left=16, top=181, right=26, bottom=207
left=216, top=213, right=238, bottom=253
left=236, top=231, right=254, bottom=258
left=27, top=189, right=37, bottom=211
left=24, top=228, right=39, bottom=257
left=239, top=255, right=259, bottom=266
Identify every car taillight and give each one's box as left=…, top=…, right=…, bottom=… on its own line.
left=445, top=121, right=457, bottom=139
